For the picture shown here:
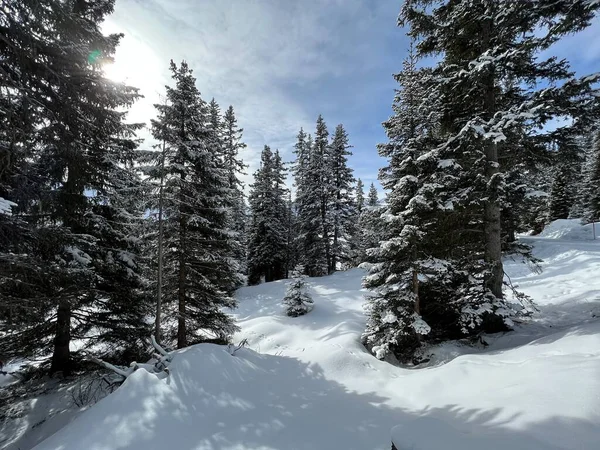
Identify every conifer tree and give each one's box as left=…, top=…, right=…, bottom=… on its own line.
left=328, top=124, right=355, bottom=272
left=365, top=0, right=600, bottom=362
left=367, top=183, right=378, bottom=207
left=549, top=165, right=572, bottom=221
left=247, top=146, right=289, bottom=284
left=363, top=45, right=442, bottom=360
left=0, top=0, right=151, bottom=373
left=147, top=61, right=238, bottom=348
left=282, top=265, right=314, bottom=317
left=293, top=130, right=328, bottom=276
left=313, top=115, right=333, bottom=272
left=583, top=131, right=600, bottom=223
left=355, top=179, right=365, bottom=213
left=222, top=105, right=248, bottom=273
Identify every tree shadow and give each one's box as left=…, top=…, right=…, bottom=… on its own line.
left=8, top=343, right=600, bottom=450
left=31, top=344, right=407, bottom=450
left=393, top=404, right=599, bottom=450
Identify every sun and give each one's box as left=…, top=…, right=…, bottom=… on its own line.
left=102, top=62, right=129, bottom=83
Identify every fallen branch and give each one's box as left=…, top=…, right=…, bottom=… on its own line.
left=89, top=336, right=174, bottom=382
left=89, top=357, right=132, bottom=380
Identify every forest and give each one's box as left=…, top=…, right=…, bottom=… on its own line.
left=1, top=1, right=600, bottom=449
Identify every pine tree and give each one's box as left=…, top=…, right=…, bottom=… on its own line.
left=355, top=179, right=365, bottom=213
left=293, top=130, right=328, bottom=277
left=313, top=115, right=333, bottom=273
left=548, top=137, right=580, bottom=221
left=328, top=124, right=355, bottom=272
left=222, top=105, right=248, bottom=274
left=365, top=0, right=600, bottom=362
left=548, top=164, right=572, bottom=221
left=0, top=0, right=151, bottom=374
left=147, top=61, right=238, bottom=348
left=282, top=265, right=314, bottom=317
left=583, top=131, right=600, bottom=223
left=247, top=146, right=289, bottom=284
left=363, top=44, right=443, bottom=361
left=367, top=183, right=378, bottom=207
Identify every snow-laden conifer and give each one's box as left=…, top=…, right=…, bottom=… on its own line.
left=146, top=61, right=239, bottom=348
left=282, top=265, right=314, bottom=317
left=0, top=0, right=150, bottom=373
left=247, top=146, right=289, bottom=284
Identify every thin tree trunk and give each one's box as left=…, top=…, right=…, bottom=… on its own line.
left=155, top=138, right=166, bottom=344
left=51, top=157, right=80, bottom=375
left=331, top=193, right=340, bottom=273
left=482, top=8, right=503, bottom=299
left=321, top=196, right=331, bottom=274
left=51, top=299, right=71, bottom=374
left=177, top=197, right=187, bottom=348
left=412, top=268, right=421, bottom=315
left=177, top=233, right=187, bottom=348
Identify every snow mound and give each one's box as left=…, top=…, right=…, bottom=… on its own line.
left=22, top=238, right=600, bottom=450
left=392, top=417, right=557, bottom=450
left=537, top=218, right=597, bottom=241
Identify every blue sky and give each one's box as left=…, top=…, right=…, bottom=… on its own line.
left=103, top=0, right=600, bottom=196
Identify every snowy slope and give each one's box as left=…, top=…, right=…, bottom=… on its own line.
left=22, top=220, right=600, bottom=450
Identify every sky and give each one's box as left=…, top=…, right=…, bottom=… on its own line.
left=102, top=0, right=600, bottom=196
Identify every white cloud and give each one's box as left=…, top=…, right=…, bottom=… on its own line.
left=104, top=0, right=400, bottom=188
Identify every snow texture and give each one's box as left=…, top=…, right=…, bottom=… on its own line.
left=9, top=220, right=600, bottom=450
left=0, top=197, right=17, bottom=215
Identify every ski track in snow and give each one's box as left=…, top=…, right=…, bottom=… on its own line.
left=3, top=219, right=600, bottom=450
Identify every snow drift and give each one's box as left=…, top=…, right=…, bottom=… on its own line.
left=11, top=219, right=600, bottom=450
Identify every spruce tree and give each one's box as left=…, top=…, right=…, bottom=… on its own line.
left=313, top=115, right=333, bottom=272
left=0, top=0, right=150, bottom=373
left=583, top=131, right=600, bottom=223
left=293, top=130, right=328, bottom=277
left=548, top=164, right=572, bottom=221
left=328, top=124, right=355, bottom=272
left=222, top=105, right=248, bottom=274
left=282, top=265, right=314, bottom=317
left=364, top=0, right=600, bottom=362
left=367, top=183, right=378, bottom=207
left=147, top=61, right=238, bottom=348
left=355, top=179, right=365, bottom=213
left=247, top=146, right=289, bottom=284
left=363, top=45, right=443, bottom=361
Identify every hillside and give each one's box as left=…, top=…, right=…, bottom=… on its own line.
left=3, top=220, right=600, bottom=450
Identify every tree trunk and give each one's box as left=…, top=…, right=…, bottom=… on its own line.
left=483, top=153, right=503, bottom=298
left=331, top=193, right=340, bottom=273
left=482, top=8, right=503, bottom=299
left=412, top=268, right=421, bottom=315
left=505, top=209, right=516, bottom=243
left=51, top=299, right=71, bottom=374
left=155, top=138, right=166, bottom=344
left=321, top=196, right=331, bottom=274
left=177, top=217, right=187, bottom=349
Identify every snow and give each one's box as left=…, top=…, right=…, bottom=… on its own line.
left=0, top=197, right=17, bottom=215
left=7, top=219, right=600, bottom=449
left=537, top=218, right=598, bottom=240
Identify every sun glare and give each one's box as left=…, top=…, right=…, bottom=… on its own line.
left=102, top=62, right=128, bottom=82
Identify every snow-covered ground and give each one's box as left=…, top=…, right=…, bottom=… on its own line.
left=4, top=219, right=600, bottom=450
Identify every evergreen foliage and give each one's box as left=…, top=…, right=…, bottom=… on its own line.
left=145, top=61, right=239, bottom=348
left=364, top=0, right=600, bottom=362
left=282, top=265, right=314, bottom=317
left=247, top=146, right=289, bottom=284
left=581, top=131, right=600, bottom=223
left=328, top=124, right=355, bottom=271
left=0, top=0, right=150, bottom=374
left=355, top=179, right=365, bottom=213
left=222, top=105, right=248, bottom=275
left=293, top=129, right=328, bottom=276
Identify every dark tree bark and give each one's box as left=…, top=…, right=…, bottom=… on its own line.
left=51, top=299, right=71, bottom=374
